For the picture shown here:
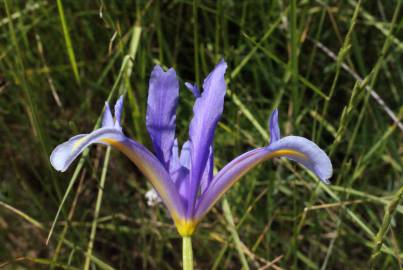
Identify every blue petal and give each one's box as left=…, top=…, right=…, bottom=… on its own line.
left=50, top=134, right=89, bottom=171
left=169, top=140, right=190, bottom=204
left=187, top=59, right=227, bottom=217
left=102, top=102, right=114, bottom=128
left=114, top=95, right=124, bottom=129
left=50, top=127, right=186, bottom=221
left=180, top=141, right=191, bottom=169
left=200, top=146, right=214, bottom=195
left=269, top=109, right=280, bottom=143
left=169, top=139, right=181, bottom=174
left=194, top=135, right=332, bottom=222
left=146, top=65, right=179, bottom=169
left=169, top=140, right=191, bottom=173
left=185, top=82, right=201, bottom=98
left=171, top=167, right=189, bottom=206
left=267, top=136, right=332, bottom=183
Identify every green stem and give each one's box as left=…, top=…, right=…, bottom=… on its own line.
left=369, top=187, right=403, bottom=269
left=182, top=236, right=194, bottom=270
left=222, top=198, right=250, bottom=270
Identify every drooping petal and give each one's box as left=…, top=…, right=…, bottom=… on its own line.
left=50, top=134, right=89, bottom=171
left=187, top=59, right=227, bottom=217
left=102, top=103, right=114, bottom=128
left=194, top=136, right=332, bottom=221
left=269, top=109, right=280, bottom=144
left=51, top=129, right=185, bottom=224
left=268, top=136, right=332, bottom=182
left=146, top=65, right=179, bottom=169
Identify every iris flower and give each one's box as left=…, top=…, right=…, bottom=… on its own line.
left=50, top=59, right=332, bottom=238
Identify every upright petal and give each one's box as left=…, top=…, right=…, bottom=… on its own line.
left=114, top=95, right=124, bottom=129
left=269, top=109, right=280, bottom=143
left=185, top=82, right=201, bottom=98
left=146, top=65, right=179, bottom=169
left=194, top=136, right=332, bottom=222
left=102, top=102, right=114, bottom=128
left=168, top=140, right=191, bottom=182
left=170, top=167, right=189, bottom=205
left=180, top=141, right=191, bottom=169
left=187, top=59, right=227, bottom=217
left=169, top=139, right=181, bottom=174
left=169, top=139, right=189, bottom=201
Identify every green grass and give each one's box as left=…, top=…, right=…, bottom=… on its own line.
left=0, top=1, right=402, bottom=269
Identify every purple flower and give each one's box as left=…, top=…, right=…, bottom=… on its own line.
left=50, top=60, right=332, bottom=236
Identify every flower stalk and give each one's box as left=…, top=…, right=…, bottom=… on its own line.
left=182, top=236, right=193, bottom=270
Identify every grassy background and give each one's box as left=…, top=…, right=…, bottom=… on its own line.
left=0, top=0, right=402, bottom=269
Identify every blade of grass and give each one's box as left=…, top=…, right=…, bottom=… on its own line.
left=0, top=1, right=45, bottom=27
left=56, top=0, right=80, bottom=85
left=370, top=187, right=403, bottom=269
left=4, top=0, right=61, bottom=200
left=310, top=39, right=403, bottom=131
left=315, top=0, right=360, bottom=143
left=1, top=257, right=79, bottom=270
left=83, top=147, right=111, bottom=270
left=193, top=0, right=200, bottom=86
left=230, top=8, right=286, bottom=80
left=222, top=198, right=250, bottom=270
left=289, top=0, right=300, bottom=117
left=243, top=33, right=329, bottom=100
left=51, top=169, right=86, bottom=268
left=321, top=3, right=402, bottom=266
left=0, top=200, right=115, bottom=269
left=348, top=0, right=403, bottom=51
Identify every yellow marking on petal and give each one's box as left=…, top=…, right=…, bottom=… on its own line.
left=71, top=136, right=87, bottom=152
left=223, top=149, right=308, bottom=194
left=197, top=148, right=309, bottom=222
left=268, top=149, right=307, bottom=160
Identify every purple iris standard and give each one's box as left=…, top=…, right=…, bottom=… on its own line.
left=50, top=60, right=332, bottom=236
